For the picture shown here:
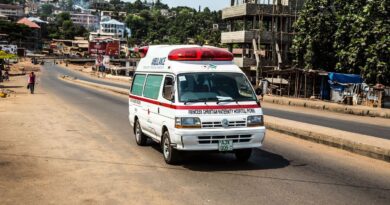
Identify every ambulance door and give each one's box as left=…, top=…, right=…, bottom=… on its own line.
left=155, top=75, right=175, bottom=138
left=142, top=74, right=164, bottom=140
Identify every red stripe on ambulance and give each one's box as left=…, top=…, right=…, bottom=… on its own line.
left=129, top=95, right=260, bottom=110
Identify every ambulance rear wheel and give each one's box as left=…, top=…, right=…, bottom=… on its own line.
left=162, top=131, right=180, bottom=165
left=135, top=120, right=147, bottom=146
left=234, top=148, right=252, bottom=162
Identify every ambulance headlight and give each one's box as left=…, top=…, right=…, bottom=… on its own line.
left=175, top=117, right=201, bottom=129
left=247, top=115, right=264, bottom=127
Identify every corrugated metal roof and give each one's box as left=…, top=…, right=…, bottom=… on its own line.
left=17, top=17, right=41, bottom=29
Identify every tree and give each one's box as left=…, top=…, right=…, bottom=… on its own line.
left=291, top=0, right=338, bottom=70
left=0, top=20, right=32, bottom=43
left=0, top=0, right=24, bottom=4
left=333, top=0, right=389, bottom=85
left=292, top=0, right=389, bottom=85
left=39, top=4, right=54, bottom=20
left=66, top=0, right=73, bottom=11
left=124, top=1, right=222, bottom=46
left=46, top=12, right=88, bottom=40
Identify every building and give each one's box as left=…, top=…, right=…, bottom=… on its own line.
left=91, top=0, right=110, bottom=10
left=17, top=17, right=42, bottom=51
left=70, top=13, right=99, bottom=31
left=88, top=37, right=120, bottom=57
left=50, top=38, right=89, bottom=57
left=0, top=4, right=24, bottom=21
left=24, top=1, right=38, bottom=15
left=89, top=18, right=131, bottom=41
left=0, top=14, right=7, bottom=21
left=221, top=0, right=304, bottom=83
left=40, top=0, right=55, bottom=3
left=160, top=9, right=176, bottom=17
left=28, top=17, right=48, bottom=25
left=100, top=10, right=127, bottom=18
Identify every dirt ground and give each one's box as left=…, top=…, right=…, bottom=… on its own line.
left=8, top=58, right=41, bottom=73
left=0, top=74, right=171, bottom=205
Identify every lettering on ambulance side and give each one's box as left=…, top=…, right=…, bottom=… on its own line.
left=144, top=57, right=166, bottom=69
left=130, top=99, right=141, bottom=105
left=188, top=108, right=256, bottom=115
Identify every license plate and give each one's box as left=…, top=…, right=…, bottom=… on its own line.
left=218, top=140, right=233, bottom=151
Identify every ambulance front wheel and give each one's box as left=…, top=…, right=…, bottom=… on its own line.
left=134, top=119, right=147, bottom=146
left=234, top=148, right=252, bottom=162
left=162, top=131, right=181, bottom=165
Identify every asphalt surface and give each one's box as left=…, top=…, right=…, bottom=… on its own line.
left=39, top=63, right=390, bottom=204
left=49, top=63, right=390, bottom=140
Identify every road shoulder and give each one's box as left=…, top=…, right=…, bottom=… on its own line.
left=0, top=74, right=171, bottom=204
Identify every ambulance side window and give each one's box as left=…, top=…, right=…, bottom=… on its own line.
left=143, top=75, right=163, bottom=100
left=131, top=74, right=146, bottom=96
left=163, top=76, right=174, bottom=101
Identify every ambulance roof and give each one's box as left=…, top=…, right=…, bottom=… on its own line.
left=135, top=45, right=243, bottom=75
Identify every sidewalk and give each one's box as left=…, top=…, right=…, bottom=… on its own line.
left=61, top=77, right=390, bottom=162
left=263, top=95, right=390, bottom=119
left=0, top=72, right=170, bottom=204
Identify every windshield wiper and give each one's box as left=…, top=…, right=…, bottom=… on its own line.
left=216, top=99, right=240, bottom=105
left=184, top=98, right=213, bottom=105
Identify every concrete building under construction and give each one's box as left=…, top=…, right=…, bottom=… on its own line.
left=221, top=0, right=304, bottom=84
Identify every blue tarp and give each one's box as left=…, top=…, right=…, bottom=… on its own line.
left=328, top=72, right=363, bottom=84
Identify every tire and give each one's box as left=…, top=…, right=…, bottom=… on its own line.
left=134, top=120, right=147, bottom=146
left=234, top=148, right=252, bottom=162
left=162, top=131, right=180, bottom=165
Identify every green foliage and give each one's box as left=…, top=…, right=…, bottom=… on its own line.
left=0, top=20, right=32, bottom=42
left=39, top=4, right=54, bottom=20
left=293, top=0, right=390, bottom=85
left=66, top=0, right=73, bottom=11
left=0, top=0, right=25, bottom=4
left=0, top=50, right=17, bottom=59
left=124, top=2, right=222, bottom=46
left=292, top=0, right=338, bottom=71
left=46, top=12, right=88, bottom=40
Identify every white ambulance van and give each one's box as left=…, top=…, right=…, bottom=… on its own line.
left=129, top=45, right=265, bottom=164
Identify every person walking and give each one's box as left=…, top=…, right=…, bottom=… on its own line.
left=4, top=70, right=9, bottom=81
left=27, top=72, right=36, bottom=94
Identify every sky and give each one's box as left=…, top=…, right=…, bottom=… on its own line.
left=127, top=0, right=230, bottom=11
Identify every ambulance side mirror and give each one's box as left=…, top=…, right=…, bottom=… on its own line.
left=255, top=88, right=263, bottom=96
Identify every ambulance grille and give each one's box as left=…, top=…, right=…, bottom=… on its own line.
left=197, top=135, right=252, bottom=144
left=201, top=120, right=246, bottom=128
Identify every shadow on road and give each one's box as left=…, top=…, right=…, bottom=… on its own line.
left=150, top=142, right=290, bottom=171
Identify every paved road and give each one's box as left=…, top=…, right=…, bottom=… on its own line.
left=264, top=107, right=390, bottom=139
left=48, top=62, right=129, bottom=90
left=49, top=63, right=390, bottom=140
left=39, top=64, right=390, bottom=204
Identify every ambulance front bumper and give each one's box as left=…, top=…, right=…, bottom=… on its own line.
left=171, top=127, right=266, bottom=151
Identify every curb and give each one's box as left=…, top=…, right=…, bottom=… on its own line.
left=263, top=96, right=390, bottom=119
left=60, top=75, right=128, bottom=95
left=61, top=76, right=390, bottom=162
left=265, top=118, right=390, bottom=162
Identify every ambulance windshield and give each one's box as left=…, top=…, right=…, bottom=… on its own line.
left=178, top=73, right=257, bottom=103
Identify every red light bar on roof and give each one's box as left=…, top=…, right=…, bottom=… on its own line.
left=168, top=47, right=233, bottom=61
left=135, top=46, right=149, bottom=58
